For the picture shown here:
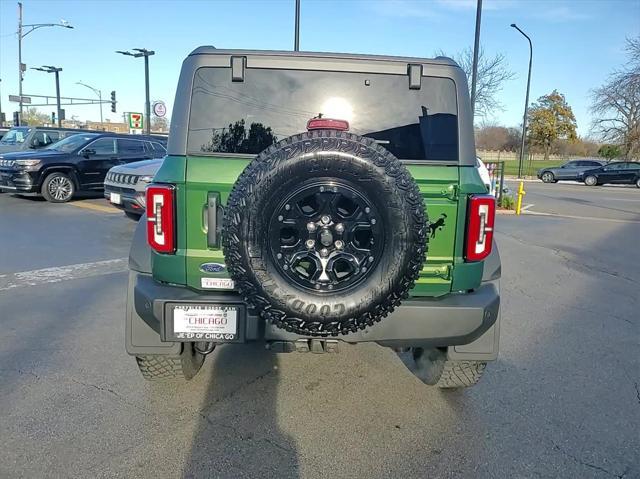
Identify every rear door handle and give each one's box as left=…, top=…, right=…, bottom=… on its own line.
left=206, top=192, right=221, bottom=248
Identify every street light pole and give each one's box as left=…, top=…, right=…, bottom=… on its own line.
left=18, top=2, right=23, bottom=122
left=54, top=69, right=61, bottom=128
left=116, top=48, right=155, bottom=135
left=294, top=0, right=300, bottom=51
left=16, top=2, right=73, bottom=125
left=470, top=0, right=482, bottom=117
left=511, top=23, right=532, bottom=179
left=33, top=65, right=62, bottom=127
left=76, top=81, right=103, bottom=128
left=144, top=53, right=150, bottom=135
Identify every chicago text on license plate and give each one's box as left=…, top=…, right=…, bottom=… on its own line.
left=173, top=305, right=237, bottom=341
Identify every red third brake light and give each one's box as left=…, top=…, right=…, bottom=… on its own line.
left=465, top=194, right=496, bottom=262
left=146, top=184, right=176, bottom=254
left=307, top=118, right=350, bottom=131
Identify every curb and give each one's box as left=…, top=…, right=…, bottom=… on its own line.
left=496, top=209, right=516, bottom=215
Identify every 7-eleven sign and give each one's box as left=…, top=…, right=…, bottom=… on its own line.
left=128, top=112, right=144, bottom=129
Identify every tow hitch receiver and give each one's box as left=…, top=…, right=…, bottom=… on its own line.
left=267, top=339, right=340, bottom=354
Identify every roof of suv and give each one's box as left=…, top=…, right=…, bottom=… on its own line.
left=188, top=47, right=459, bottom=67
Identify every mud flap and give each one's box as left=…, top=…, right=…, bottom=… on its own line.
left=125, top=271, right=182, bottom=356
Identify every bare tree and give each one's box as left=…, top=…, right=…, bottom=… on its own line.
left=590, top=37, right=640, bottom=159
left=438, top=46, right=515, bottom=119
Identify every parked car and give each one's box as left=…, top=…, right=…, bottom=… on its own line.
left=0, top=126, right=87, bottom=154
left=0, top=132, right=167, bottom=202
left=104, top=157, right=164, bottom=220
left=125, top=48, right=501, bottom=390
left=476, top=157, right=492, bottom=194
left=579, top=161, right=640, bottom=187
left=537, top=159, right=605, bottom=183
left=0, top=127, right=10, bottom=141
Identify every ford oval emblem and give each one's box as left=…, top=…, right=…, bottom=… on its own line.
left=200, top=262, right=226, bottom=273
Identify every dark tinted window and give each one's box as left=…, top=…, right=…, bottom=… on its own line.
left=31, top=130, right=59, bottom=147
left=626, top=162, right=640, bottom=170
left=117, top=139, right=146, bottom=155
left=88, top=137, right=116, bottom=155
left=188, top=68, right=458, bottom=161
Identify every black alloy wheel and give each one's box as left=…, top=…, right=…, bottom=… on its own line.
left=268, top=180, right=383, bottom=293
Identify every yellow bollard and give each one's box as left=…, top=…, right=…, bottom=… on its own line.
left=516, top=181, right=526, bottom=215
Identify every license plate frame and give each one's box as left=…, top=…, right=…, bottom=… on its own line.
left=110, top=192, right=121, bottom=204
left=163, top=303, right=245, bottom=343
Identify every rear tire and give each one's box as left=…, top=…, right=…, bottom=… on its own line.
left=41, top=172, right=75, bottom=202
left=406, top=347, right=487, bottom=389
left=125, top=211, right=142, bottom=221
left=635, top=178, right=640, bottom=188
left=541, top=172, right=555, bottom=183
left=584, top=175, right=598, bottom=186
left=135, top=344, right=205, bottom=381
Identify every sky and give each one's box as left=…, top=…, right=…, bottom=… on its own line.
left=0, top=0, right=638, bottom=136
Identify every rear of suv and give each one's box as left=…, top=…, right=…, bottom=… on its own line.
left=126, top=49, right=501, bottom=389
left=0, top=133, right=166, bottom=202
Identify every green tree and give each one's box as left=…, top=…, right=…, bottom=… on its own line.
left=598, top=144, right=621, bottom=161
left=527, top=90, right=577, bottom=160
left=22, top=108, right=50, bottom=126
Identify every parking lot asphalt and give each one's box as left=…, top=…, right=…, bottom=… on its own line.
left=0, top=186, right=638, bottom=479
left=507, top=179, right=640, bottom=222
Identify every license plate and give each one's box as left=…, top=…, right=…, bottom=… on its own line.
left=201, top=277, right=235, bottom=290
left=171, top=305, right=238, bottom=341
left=110, top=192, right=121, bottom=204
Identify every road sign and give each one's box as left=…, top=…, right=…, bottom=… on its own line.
left=128, top=112, right=143, bottom=129
left=9, top=95, right=31, bottom=104
left=152, top=101, right=167, bottom=118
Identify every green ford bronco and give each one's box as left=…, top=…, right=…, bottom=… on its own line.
left=125, top=48, right=501, bottom=388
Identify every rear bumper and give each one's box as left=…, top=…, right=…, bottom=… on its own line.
left=129, top=271, right=500, bottom=352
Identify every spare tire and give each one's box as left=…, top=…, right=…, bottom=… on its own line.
left=223, top=130, right=427, bottom=336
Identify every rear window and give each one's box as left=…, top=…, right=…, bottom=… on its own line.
left=187, top=68, right=458, bottom=161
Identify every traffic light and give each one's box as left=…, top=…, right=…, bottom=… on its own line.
left=60, top=109, right=66, bottom=121
left=110, top=91, right=116, bottom=113
left=51, top=112, right=56, bottom=124
left=13, top=111, right=20, bottom=126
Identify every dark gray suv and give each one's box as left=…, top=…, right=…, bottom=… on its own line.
left=537, top=159, right=605, bottom=183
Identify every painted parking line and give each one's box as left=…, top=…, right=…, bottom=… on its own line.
left=0, top=258, right=128, bottom=292
left=67, top=201, right=121, bottom=214
left=521, top=204, right=535, bottom=212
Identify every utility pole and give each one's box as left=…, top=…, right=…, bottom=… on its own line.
left=16, top=2, right=73, bottom=124
left=470, top=0, right=482, bottom=117
left=116, top=48, right=155, bottom=135
left=294, top=0, right=300, bottom=51
left=33, top=65, right=63, bottom=127
left=511, top=23, right=533, bottom=179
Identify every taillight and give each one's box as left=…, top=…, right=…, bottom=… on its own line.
left=146, top=184, right=176, bottom=254
left=465, top=194, right=495, bottom=262
left=307, top=118, right=350, bottom=131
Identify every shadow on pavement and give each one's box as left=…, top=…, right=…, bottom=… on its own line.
left=183, top=342, right=299, bottom=478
